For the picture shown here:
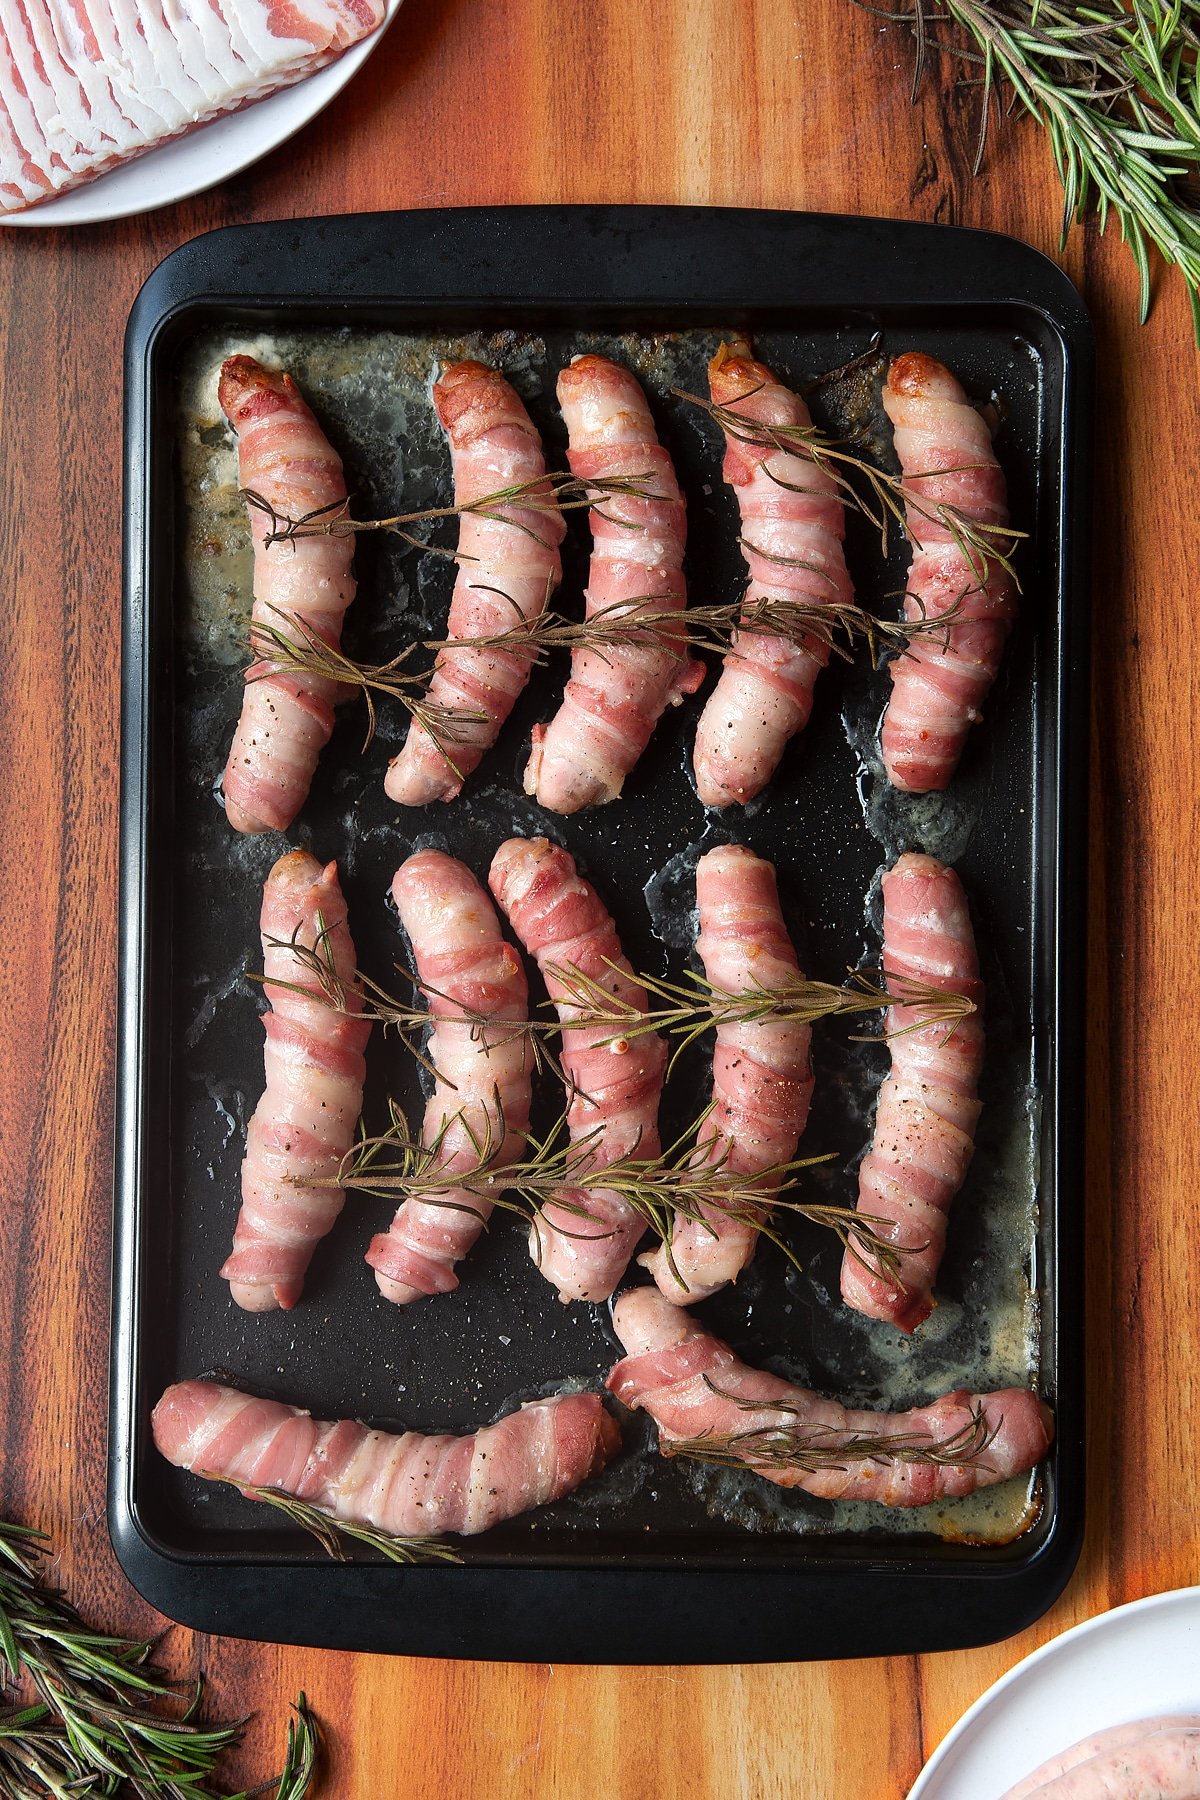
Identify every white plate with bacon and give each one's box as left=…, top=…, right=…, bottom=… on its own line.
left=908, top=1586, right=1200, bottom=1799
left=1, top=0, right=402, bottom=228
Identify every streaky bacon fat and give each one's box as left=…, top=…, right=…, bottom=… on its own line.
left=523, top=355, right=701, bottom=812
left=153, top=1379, right=619, bottom=1538
left=365, top=850, right=533, bottom=1304
left=221, top=850, right=369, bottom=1312
left=219, top=355, right=357, bottom=835
left=839, top=852, right=984, bottom=1332
left=881, top=352, right=1018, bottom=791
left=609, top=1287, right=1052, bottom=1506
left=488, top=836, right=664, bottom=1302
left=641, top=844, right=813, bottom=1304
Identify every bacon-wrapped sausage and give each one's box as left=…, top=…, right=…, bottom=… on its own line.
left=693, top=340, right=852, bottom=807
left=641, top=844, right=813, bottom=1304
left=153, top=1380, right=619, bottom=1539
left=384, top=361, right=564, bottom=806
left=881, top=352, right=1018, bottom=791
left=523, top=355, right=701, bottom=812
left=219, top=356, right=357, bottom=835
left=839, top=852, right=984, bottom=1332
left=365, top=851, right=533, bottom=1304
left=609, top=1287, right=1052, bottom=1507
left=489, top=836, right=664, bottom=1302
left=221, top=851, right=370, bottom=1312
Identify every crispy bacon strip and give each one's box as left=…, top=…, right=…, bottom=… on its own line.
left=153, top=1379, right=619, bottom=1539
left=641, top=844, right=813, bottom=1304
left=221, top=851, right=370, bottom=1312
left=693, top=340, right=852, bottom=807
left=840, top=852, right=984, bottom=1332
left=384, top=361, right=565, bottom=806
left=608, top=1287, right=1052, bottom=1506
left=365, top=851, right=533, bottom=1304
left=881, top=352, right=1018, bottom=791
left=488, top=836, right=664, bottom=1302
left=219, top=355, right=357, bottom=835
left=523, top=355, right=701, bottom=812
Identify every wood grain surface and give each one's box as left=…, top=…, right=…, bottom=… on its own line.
left=0, top=2, right=1195, bottom=1795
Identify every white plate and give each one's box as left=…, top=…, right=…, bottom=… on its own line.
left=908, top=1586, right=1200, bottom=1799
left=2, top=0, right=402, bottom=228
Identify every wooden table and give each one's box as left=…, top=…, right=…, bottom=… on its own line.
left=1, top=3, right=1194, bottom=1794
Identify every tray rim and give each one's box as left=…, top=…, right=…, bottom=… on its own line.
left=114, top=203, right=1091, bottom=1662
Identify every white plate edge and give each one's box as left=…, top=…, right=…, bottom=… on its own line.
left=907, top=1586, right=1200, bottom=1799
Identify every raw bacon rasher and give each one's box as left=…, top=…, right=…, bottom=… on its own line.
left=365, top=850, right=533, bottom=1305
left=641, top=844, right=813, bottom=1305
left=219, top=355, right=357, bottom=836
left=881, top=352, right=1018, bottom=791
left=693, top=340, right=853, bottom=807
left=153, top=1380, right=619, bottom=1539
left=488, top=836, right=665, bottom=1303
left=840, top=852, right=984, bottom=1332
left=0, top=0, right=386, bottom=216
left=608, top=1287, right=1052, bottom=1507
left=385, top=361, right=564, bottom=806
left=523, top=355, right=701, bottom=813
left=221, top=851, right=370, bottom=1313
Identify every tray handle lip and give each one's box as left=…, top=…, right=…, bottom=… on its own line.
left=106, top=1498, right=1083, bottom=1664
left=123, top=203, right=1094, bottom=356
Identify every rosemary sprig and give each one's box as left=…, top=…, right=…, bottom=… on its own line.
left=241, top=572, right=968, bottom=760
left=678, top=386, right=1025, bottom=589
left=241, top=469, right=670, bottom=556
left=257, top=925, right=974, bottom=1085
left=246, top=602, right=487, bottom=761
left=331, top=1103, right=903, bottom=1290
left=862, top=1, right=1200, bottom=340
left=423, top=589, right=966, bottom=668
left=425, top=586, right=685, bottom=664
left=205, top=1477, right=462, bottom=1569
left=544, top=960, right=977, bottom=1069
left=0, top=1517, right=316, bottom=1798
left=667, top=1383, right=1000, bottom=1477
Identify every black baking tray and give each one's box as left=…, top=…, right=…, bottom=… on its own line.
left=114, top=206, right=1091, bottom=1662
